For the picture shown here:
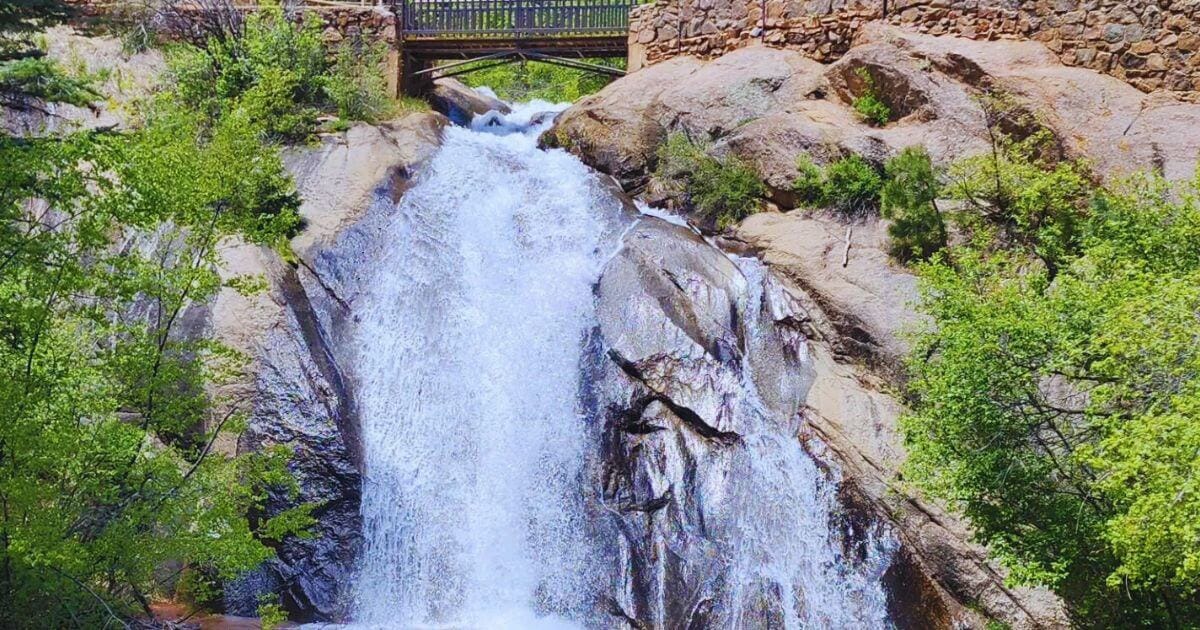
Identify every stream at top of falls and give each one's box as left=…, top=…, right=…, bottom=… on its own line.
left=346, top=95, right=896, bottom=629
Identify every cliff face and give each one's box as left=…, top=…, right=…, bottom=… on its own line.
left=628, top=0, right=1200, bottom=100
left=548, top=23, right=1200, bottom=628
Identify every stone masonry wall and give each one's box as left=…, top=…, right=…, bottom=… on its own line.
left=65, top=1, right=398, bottom=48
left=629, top=0, right=1200, bottom=98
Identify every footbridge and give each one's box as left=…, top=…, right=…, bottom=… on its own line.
left=393, top=0, right=636, bottom=94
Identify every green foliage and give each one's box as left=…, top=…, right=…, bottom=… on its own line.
left=946, top=129, right=1091, bottom=279
left=901, top=141, right=1200, bottom=626
left=792, top=154, right=825, bottom=204
left=851, top=67, right=891, bottom=126
left=656, top=132, right=766, bottom=229
left=167, top=7, right=406, bottom=141
left=257, top=594, right=288, bottom=630
left=880, top=147, right=946, bottom=262
left=0, top=105, right=310, bottom=624
left=825, top=155, right=885, bottom=215
left=456, top=58, right=623, bottom=102
left=326, top=39, right=396, bottom=123
left=0, top=5, right=317, bottom=624
left=169, top=7, right=325, bottom=141
left=791, top=154, right=884, bottom=217
left=0, top=56, right=96, bottom=107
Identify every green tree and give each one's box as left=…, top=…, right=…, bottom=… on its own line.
left=944, top=95, right=1091, bottom=279
left=0, top=108, right=311, bottom=628
left=880, top=147, right=946, bottom=262
left=0, top=3, right=321, bottom=620
left=901, top=166, right=1200, bottom=626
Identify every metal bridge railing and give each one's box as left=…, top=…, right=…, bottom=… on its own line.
left=399, top=0, right=638, bottom=39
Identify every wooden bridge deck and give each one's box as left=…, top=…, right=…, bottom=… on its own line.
left=394, top=0, right=636, bottom=94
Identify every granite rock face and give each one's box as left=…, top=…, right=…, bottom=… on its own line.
left=546, top=25, right=1148, bottom=629
left=551, top=26, right=1200, bottom=209
left=628, top=0, right=1200, bottom=99
left=590, top=216, right=995, bottom=628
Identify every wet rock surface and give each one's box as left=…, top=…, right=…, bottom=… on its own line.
left=218, top=114, right=446, bottom=621
left=429, top=77, right=511, bottom=125
left=590, top=216, right=975, bottom=627
left=556, top=29, right=1120, bottom=626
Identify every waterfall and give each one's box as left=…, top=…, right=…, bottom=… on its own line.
left=351, top=102, right=629, bottom=628
left=347, top=96, right=895, bottom=628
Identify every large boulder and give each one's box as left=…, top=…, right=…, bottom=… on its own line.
left=428, top=77, right=510, bottom=125
left=550, top=26, right=1200, bottom=207
left=543, top=55, right=703, bottom=190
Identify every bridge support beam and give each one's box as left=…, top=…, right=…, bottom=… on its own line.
left=388, top=47, right=434, bottom=98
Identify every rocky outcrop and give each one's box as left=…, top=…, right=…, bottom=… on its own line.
left=549, top=25, right=1160, bottom=628
left=552, top=26, right=1200, bottom=207
left=216, top=115, right=447, bottom=621
left=591, top=215, right=1001, bottom=627
left=628, top=0, right=1200, bottom=99
left=734, top=211, right=1068, bottom=628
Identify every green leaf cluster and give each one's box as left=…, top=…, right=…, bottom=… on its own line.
left=655, top=132, right=766, bottom=229
left=902, top=136, right=1200, bottom=626
left=880, top=146, right=946, bottom=262
left=0, top=7, right=321, bottom=625
left=0, top=110, right=309, bottom=625
left=168, top=6, right=404, bottom=140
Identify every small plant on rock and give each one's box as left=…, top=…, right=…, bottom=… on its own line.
left=791, top=153, right=884, bottom=217
left=656, top=132, right=766, bottom=229
left=852, top=67, right=891, bottom=127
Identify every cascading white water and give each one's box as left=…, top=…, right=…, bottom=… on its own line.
left=724, top=257, right=895, bottom=628
left=349, top=93, right=894, bottom=628
left=351, top=102, right=629, bottom=628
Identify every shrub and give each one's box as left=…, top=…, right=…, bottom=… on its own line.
left=235, top=65, right=319, bottom=141
left=168, top=6, right=407, bottom=140
left=792, top=153, right=884, bottom=217
left=851, top=67, right=891, bottom=126
left=656, top=132, right=766, bottom=229
left=881, top=147, right=946, bottom=262
left=326, top=38, right=395, bottom=123
left=825, top=155, right=884, bottom=214
left=792, top=154, right=825, bottom=204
